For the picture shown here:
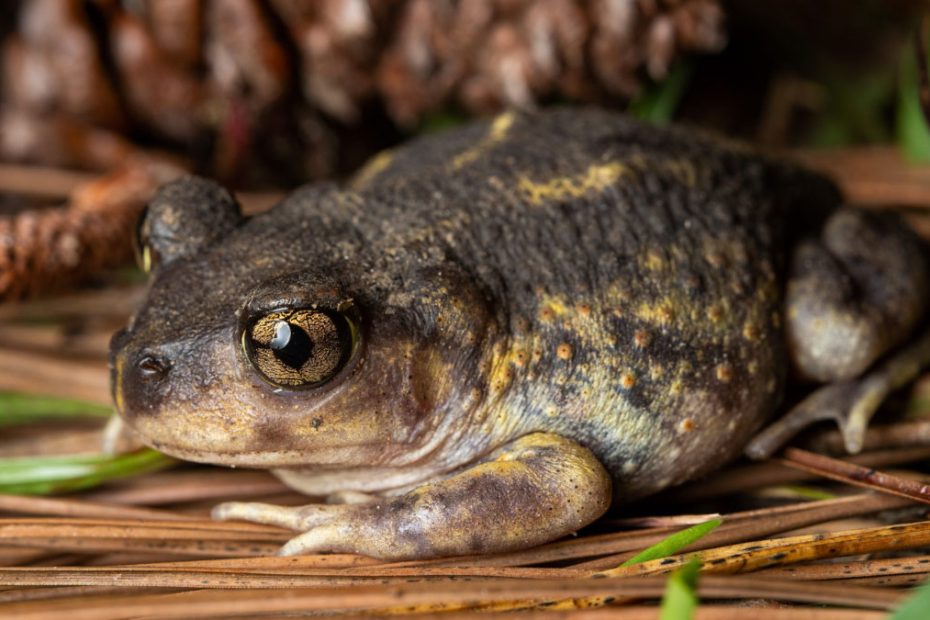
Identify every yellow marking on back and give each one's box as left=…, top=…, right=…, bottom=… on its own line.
left=635, top=299, right=676, bottom=326
left=350, top=149, right=395, bottom=189
left=519, top=162, right=628, bottom=205
left=451, top=112, right=515, bottom=169
left=486, top=335, right=536, bottom=396
left=543, top=297, right=569, bottom=316
left=643, top=250, right=666, bottom=272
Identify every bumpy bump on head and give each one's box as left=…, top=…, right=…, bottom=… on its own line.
left=137, top=176, right=243, bottom=271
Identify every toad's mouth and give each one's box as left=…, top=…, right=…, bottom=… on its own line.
left=128, top=427, right=400, bottom=469
left=123, top=417, right=460, bottom=495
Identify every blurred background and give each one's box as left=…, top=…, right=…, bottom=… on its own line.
left=1, top=6, right=930, bottom=605
left=2, top=0, right=929, bottom=184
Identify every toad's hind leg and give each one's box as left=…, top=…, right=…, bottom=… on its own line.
left=747, top=209, right=930, bottom=459
left=213, top=433, right=611, bottom=560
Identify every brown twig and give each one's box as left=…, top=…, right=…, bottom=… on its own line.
left=0, top=346, right=110, bottom=405
left=755, top=555, right=930, bottom=581
left=598, top=520, right=930, bottom=580
left=669, top=444, right=930, bottom=501
left=573, top=492, right=915, bottom=571
left=0, top=162, right=181, bottom=302
left=0, top=575, right=905, bottom=619
left=780, top=446, right=930, bottom=505
left=802, top=418, right=930, bottom=454
left=796, top=147, right=930, bottom=209
left=0, top=495, right=196, bottom=523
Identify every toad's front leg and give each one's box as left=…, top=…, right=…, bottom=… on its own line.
left=213, top=433, right=611, bottom=560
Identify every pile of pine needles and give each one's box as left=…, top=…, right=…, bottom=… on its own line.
left=2, top=156, right=930, bottom=618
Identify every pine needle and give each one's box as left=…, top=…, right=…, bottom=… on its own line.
left=620, top=519, right=722, bottom=567
left=0, top=450, right=175, bottom=495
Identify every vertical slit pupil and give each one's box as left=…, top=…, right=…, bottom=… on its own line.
left=270, top=320, right=314, bottom=369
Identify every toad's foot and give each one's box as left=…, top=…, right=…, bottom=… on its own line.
left=213, top=432, right=611, bottom=560
left=746, top=323, right=930, bottom=459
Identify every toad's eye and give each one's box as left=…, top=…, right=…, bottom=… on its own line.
left=244, top=308, right=357, bottom=388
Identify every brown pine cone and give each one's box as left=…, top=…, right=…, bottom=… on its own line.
left=0, top=160, right=182, bottom=301
left=1, top=0, right=727, bottom=182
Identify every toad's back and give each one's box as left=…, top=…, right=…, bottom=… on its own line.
left=345, top=108, right=842, bottom=498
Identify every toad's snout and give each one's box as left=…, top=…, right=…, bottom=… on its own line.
left=110, top=332, right=175, bottom=418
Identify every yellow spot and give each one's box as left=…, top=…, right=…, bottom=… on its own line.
left=707, top=304, right=724, bottom=323
left=538, top=295, right=569, bottom=322
left=546, top=299, right=569, bottom=316
left=649, top=364, right=665, bottom=380
left=715, top=363, right=733, bottom=383
left=350, top=149, right=394, bottom=189
left=747, top=360, right=758, bottom=375
left=557, top=343, right=574, bottom=360
left=743, top=323, right=760, bottom=341
left=487, top=338, right=534, bottom=393
left=606, top=281, right=631, bottom=303
left=669, top=378, right=683, bottom=395
left=618, top=372, right=635, bottom=389
left=636, top=299, right=675, bottom=325
left=519, top=161, right=628, bottom=205
left=633, top=329, right=652, bottom=348
left=141, top=245, right=153, bottom=274
left=679, top=418, right=696, bottom=433
left=644, top=251, right=665, bottom=271
left=452, top=112, right=514, bottom=169
left=577, top=303, right=592, bottom=317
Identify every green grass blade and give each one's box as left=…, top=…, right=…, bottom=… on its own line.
left=660, top=558, right=700, bottom=620
left=620, top=518, right=722, bottom=567
left=0, top=449, right=175, bottom=495
left=628, top=61, right=694, bottom=125
left=897, top=39, right=930, bottom=163
left=891, top=579, right=930, bottom=620
left=0, top=392, right=112, bottom=427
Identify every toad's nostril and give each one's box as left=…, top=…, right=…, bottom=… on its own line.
left=137, top=354, right=171, bottom=379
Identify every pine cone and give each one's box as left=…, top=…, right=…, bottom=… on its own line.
left=0, top=161, right=181, bottom=301
left=375, top=0, right=726, bottom=125
left=1, top=0, right=726, bottom=183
